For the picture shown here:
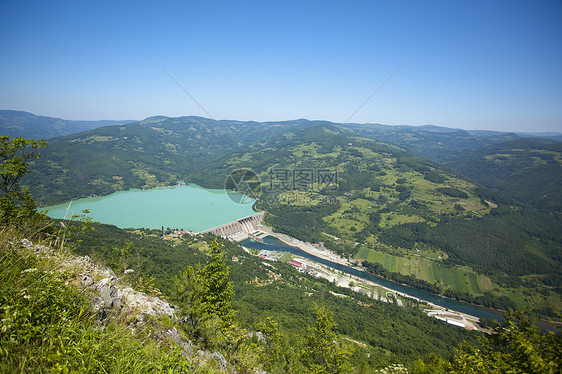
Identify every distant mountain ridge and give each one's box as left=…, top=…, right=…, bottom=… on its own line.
left=0, top=110, right=135, bottom=139
left=3, top=110, right=561, bottom=144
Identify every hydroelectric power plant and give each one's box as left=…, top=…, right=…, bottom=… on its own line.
left=198, top=212, right=266, bottom=242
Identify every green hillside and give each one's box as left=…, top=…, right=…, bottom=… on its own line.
left=24, top=116, right=309, bottom=206
left=18, top=117, right=562, bottom=317
left=189, top=125, right=562, bottom=316
left=345, top=122, right=519, bottom=162
left=3, top=121, right=559, bottom=374
left=444, top=138, right=562, bottom=212
left=72, top=222, right=479, bottom=365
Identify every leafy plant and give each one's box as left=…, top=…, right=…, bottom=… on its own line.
left=0, top=136, right=47, bottom=223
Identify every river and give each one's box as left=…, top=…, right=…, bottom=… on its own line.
left=241, top=236, right=560, bottom=332
left=241, top=235, right=518, bottom=323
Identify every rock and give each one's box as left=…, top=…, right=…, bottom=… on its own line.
left=167, top=327, right=180, bottom=341
left=120, top=287, right=175, bottom=317
left=97, top=276, right=119, bottom=288
left=34, top=244, right=51, bottom=254
left=81, top=273, right=94, bottom=287
left=99, top=278, right=121, bottom=308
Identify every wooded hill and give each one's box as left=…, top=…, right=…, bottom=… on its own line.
left=23, top=116, right=310, bottom=205
left=187, top=124, right=562, bottom=316
left=444, top=138, right=562, bottom=212
left=0, top=110, right=134, bottom=139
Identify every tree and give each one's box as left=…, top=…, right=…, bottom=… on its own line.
left=0, top=136, right=47, bottom=223
left=451, top=309, right=562, bottom=373
left=174, top=264, right=205, bottom=339
left=260, top=316, right=290, bottom=373
left=302, top=304, right=353, bottom=374
left=174, top=239, right=234, bottom=344
left=197, top=239, right=235, bottom=325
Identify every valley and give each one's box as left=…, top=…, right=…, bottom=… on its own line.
left=2, top=111, right=561, bottom=373
left=12, top=113, right=561, bottom=319
left=4, top=2, right=561, bottom=371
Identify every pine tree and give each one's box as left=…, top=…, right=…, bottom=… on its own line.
left=174, top=239, right=234, bottom=344
left=302, top=304, right=353, bottom=374
left=197, top=239, right=235, bottom=325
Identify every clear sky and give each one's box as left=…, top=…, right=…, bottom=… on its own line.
left=1, top=0, right=561, bottom=132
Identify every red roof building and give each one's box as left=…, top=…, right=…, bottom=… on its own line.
left=288, top=260, right=303, bottom=268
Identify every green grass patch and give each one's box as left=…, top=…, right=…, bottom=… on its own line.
left=384, top=254, right=397, bottom=271
left=431, top=262, right=442, bottom=284
left=468, top=272, right=482, bottom=294
left=366, top=250, right=387, bottom=264
left=356, top=246, right=370, bottom=260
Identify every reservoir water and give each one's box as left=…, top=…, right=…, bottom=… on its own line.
left=42, top=184, right=256, bottom=232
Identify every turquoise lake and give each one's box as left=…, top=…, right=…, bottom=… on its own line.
left=42, top=184, right=256, bottom=232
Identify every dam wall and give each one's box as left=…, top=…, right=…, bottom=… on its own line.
left=198, top=212, right=265, bottom=239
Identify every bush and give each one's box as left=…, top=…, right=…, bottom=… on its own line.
left=436, top=187, right=468, bottom=199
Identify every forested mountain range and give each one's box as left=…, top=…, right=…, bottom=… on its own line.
left=23, top=116, right=311, bottom=205
left=444, top=138, right=562, bottom=212
left=344, top=123, right=520, bottom=162
left=9, top=112, right=562, bottom=317
left=0, top=110, right=134, bottom=139
left=187, top=124, right=561, bottom=314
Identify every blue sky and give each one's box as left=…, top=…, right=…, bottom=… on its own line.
left=1, top=0, right=561, bottom=132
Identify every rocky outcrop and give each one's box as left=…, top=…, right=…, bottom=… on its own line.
left=17, top=237, right=239, bottom=371
left=20, top=238, right=175, bottom=320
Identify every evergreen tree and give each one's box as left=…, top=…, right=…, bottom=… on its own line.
left=174, top=239, right=234, bottom=344
left=302, top=304, right=353, bottom=374
left=197, top=239, right=235, bottom=325
left=174, top=264, right=204, bottom=337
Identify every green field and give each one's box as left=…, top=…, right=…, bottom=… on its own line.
left=356, top=248, right=488, bottom=295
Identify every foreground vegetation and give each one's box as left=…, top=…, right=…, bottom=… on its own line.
left=0, top=224, right=190, bottom=373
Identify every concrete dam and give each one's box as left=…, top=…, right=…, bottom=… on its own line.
left=198, top=212, right=265, bottom=241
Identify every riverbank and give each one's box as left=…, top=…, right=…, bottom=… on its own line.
left=257, top=224, right=353, bottom=267
left=255, top=224, right=482, bottom=329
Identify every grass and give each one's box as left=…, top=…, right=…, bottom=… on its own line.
left=319, top=166, right=491, bottom=237
left=0, top=224, right=191, bottom=373
left=357, top=247, right=488, bottom=296
left=357, top=247, right=562, bottom=316
left=356, top=246, right=370, bottom=260
left=468, top=272, right=482, bottom=294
